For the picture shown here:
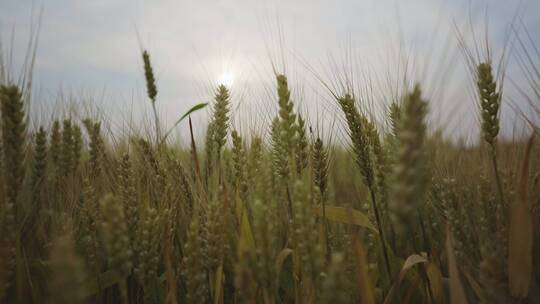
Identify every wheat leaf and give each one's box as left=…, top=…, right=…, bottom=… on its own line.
left=161, top=102, right=208, bottom=142
left=276, top=248, right=293, bottom=280
left=446, top=227, right=469, bottom=304
left=213, top=265, right=224, bottom=304
left=383, top=254, right=428, bottom=304
left=425, top=262, right=445, bottom=304
left=313, top=206, right=377, bottom=233
left=351, top=232, right=376, bottom=304
left=235, top=193, right=255, bottom=253
left=509, top=134, right=534, bottom=298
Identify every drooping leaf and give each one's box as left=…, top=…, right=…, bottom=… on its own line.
left=276, top=248, right=293, bottom=279
left=162, top=102, right=208, bottom=141
left=178, top=102, right=208, bottom=123
left=383, top=254, right=428, bottom=304
left=313, top=206, right=377, bottom=233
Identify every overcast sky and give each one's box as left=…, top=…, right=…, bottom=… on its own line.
left=1, top=0, right=539, bottom=143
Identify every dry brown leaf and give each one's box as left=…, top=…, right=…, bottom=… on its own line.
left=351, top=232, right=376, bottom=304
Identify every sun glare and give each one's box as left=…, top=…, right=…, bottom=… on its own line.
left=217, top=71, right=235, bottom=87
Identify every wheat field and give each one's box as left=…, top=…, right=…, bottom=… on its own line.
left=0, top=7, right=540, bottom=304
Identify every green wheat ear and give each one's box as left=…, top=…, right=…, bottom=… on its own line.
left=337, top=93, right=374, bottom=189
left=141, top=50, right=162, bottom=143
left=133, top=205, right=166, bottom=302
left=477, top=63, right=500, bottom=147
left=476, top=62, right=506, bottom=207
left=311, top=135, right=329, bottom=200
left=0, top=84, right=26, bottom=301
left=389, top=102, right=402, bottom=138
left=389, top=84, right=429, bottom=236
left=296, top=114, right=309, bottom=174
left=212, top=84, right=231, bottom=153
left=271, top=116, right=289, bottom=182
left=182, top=217, right=210, bottom=303
left=50, top=120, right=61, bottom=168
left=60, top=119, right=74, bottom=177
left=142, top=50, right=157, bottom=103
left=99, top=194, right=132, bottom=275
left=72, top=123, right=82, bottom=171
left=205, top=121, right=216, bottom=172
left=231, top=130, right=248, bottom=198
left=83, top=119, right=105, bottom=181
left=289, top=180, right=325, bottom=289
left=99, top=194, right=132, bottom=302
left=247, top=136, right=263, bottom=182
left=118, top=153, right=139, bottom=247
left=80, top=178, right=101, bottom=274
left=276, top=74, right=297, bottom=154
left=30, top=127, right=48, bottom=191
left=0, top=85, right=26, bottom=207
left=22, top=127, right=48, bottom=240
left=364, top=117, right=390, bottom=220
left=204, top=197, right=227, bottom=271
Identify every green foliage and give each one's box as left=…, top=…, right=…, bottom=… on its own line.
left=0, top=85, right=26, bottom=300
left=0, top=42, right=538, bottom=304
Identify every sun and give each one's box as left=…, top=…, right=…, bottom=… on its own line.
left=217, top=71, right=235, bottom=87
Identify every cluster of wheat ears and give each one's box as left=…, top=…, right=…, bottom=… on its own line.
left=0, top=34, right=539, bottom=304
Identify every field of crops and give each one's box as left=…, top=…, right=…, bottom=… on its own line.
left=0, top=14, right=539, bottom=304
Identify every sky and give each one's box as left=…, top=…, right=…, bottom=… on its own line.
left=1, top=0, right=539, bottom=144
